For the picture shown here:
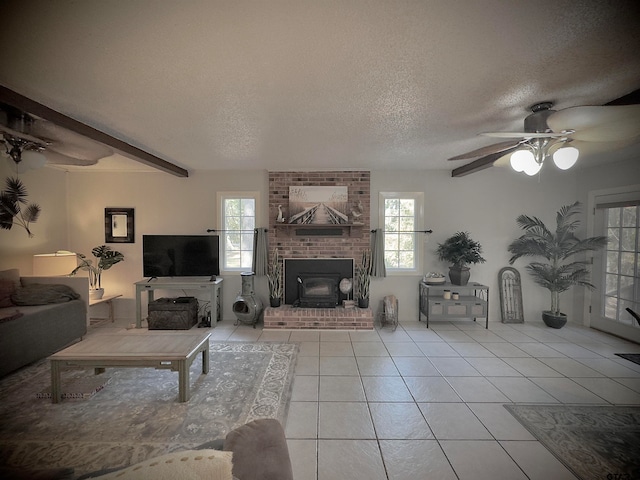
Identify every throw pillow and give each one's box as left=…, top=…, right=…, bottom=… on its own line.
left=0, top=278, right=17, bottom=307
left=11, top=284, right=80, bottom=306
left=0, top=268, right=20, bottom=288
left=84, top=450, right=233, bottom=480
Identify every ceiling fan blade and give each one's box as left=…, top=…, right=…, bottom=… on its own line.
left=448, top=140, right=521, bottom=160
left=548, top=105, right=640, bottom=142
left=481, top=131, right=569, bottom=139
left=451, top=145, right=520, bottom=177
left=43, top=150, right=99, bottom=166
left=0, top=124, right=48, bottom=147
left=31, top=119, right=114, bottom=161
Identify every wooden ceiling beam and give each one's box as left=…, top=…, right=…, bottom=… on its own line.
left=0, top=85, right=188, bottom=177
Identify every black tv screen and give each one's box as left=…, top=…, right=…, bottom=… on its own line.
left=143, top=235, right=220, bottom=278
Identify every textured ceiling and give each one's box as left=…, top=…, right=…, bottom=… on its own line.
left=0, top=0, right=639, bottom=174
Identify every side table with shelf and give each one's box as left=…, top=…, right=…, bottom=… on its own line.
left=89, top=294, right=122, bottom=325
left=135, top=278, right=223, bottom=328
left=418, top=281, right=489, bottom=329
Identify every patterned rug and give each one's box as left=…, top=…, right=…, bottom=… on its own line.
left=0, top=342, right=298, bottom=477
left=615, top=353, right=640, bottom=366
left=505, top=404, right=640, bottom=480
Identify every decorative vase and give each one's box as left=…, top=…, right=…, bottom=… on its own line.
left=89, top=288, right=104, bottom=300
left=542, top=311, right=567, bottom=329
left=270, top=297, right=281, bottom=308
left=448, top=266, right=470, bottom=286
left=358, top=297, right=369, bottom=308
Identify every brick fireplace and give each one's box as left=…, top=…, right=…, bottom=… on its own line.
left=265, top=171, right=373, bottom=330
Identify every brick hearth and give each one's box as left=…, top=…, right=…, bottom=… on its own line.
left=264, top=305, right=373, bottom=330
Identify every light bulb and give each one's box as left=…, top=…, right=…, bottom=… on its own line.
left=20, top=150, right=47, bottom=171
left=523, top=160, right=542, bottom=176
left=510, top=149, right=534, bottom=172
left=553, top=146, right=579, bottom=170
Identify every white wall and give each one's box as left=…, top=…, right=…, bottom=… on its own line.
left=370, top=165, right=580, bottom=325
left=2, top=158, right=638, bottom=327
left=0, top=161, right=71, bottom=272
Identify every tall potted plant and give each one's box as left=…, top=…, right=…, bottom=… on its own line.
left=507, top=201, right=607, bottom=328
left=436, top=231, right=485, bottom=285
left=71, top=245, right=124, bottom=299
left=356, top=250, right=372, bottom=308
left=267, top=250, right=283, bottom=307
left=0, top=177, right=41, bottom=237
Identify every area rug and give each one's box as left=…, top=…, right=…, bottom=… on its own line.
left=505, top=404, right=640, bottom=480
left=615, top=353, right=640, bottom=366
left=36, top=375, right=111, bottom=400
left=0, top=341, right=298, bottom=477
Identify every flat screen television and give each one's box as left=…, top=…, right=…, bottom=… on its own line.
left=143, top=235, right=220, bottom=278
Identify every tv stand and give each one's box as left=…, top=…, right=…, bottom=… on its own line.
left=135, top=277, right=223, bottom=328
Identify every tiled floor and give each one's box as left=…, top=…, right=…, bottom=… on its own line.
left=101, top=316, right=640, bottom=480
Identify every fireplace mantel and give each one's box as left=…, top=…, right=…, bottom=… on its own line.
left=275, top=223, right=363, bottom=237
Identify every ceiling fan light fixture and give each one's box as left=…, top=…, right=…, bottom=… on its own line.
left=523, top=158, right=543, bottom=176
left=552, top=146, right=579, bottom=170
left=19, top=150, right=47, bottom=172
left=510, top=149, right=533, bottom=172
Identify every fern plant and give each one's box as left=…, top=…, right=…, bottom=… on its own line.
left=0, top=177, right=41, bottom=237
left=507, top=201, right=607, bottom=316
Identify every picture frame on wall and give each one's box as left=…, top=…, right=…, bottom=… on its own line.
left=105, top=207, right=135, bottom=243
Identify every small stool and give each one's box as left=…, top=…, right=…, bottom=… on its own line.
left=380, top=295, right=398, bottom=330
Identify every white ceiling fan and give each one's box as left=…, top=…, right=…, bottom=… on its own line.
left=448, top=95, right=640, bottom=177
left=1, top=103, right=114, bottom=172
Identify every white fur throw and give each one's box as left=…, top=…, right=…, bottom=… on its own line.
left=90, top=450, right=233, bottom=480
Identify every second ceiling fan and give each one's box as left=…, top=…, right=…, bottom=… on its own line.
left=448, top=93, right=640, bottom=177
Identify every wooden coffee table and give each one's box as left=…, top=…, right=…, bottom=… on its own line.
left=49, top=330, right=210, bottom=403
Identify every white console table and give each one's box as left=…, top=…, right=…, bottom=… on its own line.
left=135, top=277, right=223, bottom=328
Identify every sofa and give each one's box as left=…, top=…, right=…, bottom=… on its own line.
left=0, top=418, right=293, bottom=480
left=0, top=269, right=89, bottom=378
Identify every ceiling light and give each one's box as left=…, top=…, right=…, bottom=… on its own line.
left=510, top=137, right=578, bottom=175
left=552, top=146, right=579, bottom=170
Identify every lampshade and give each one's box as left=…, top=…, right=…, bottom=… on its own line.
left=33, top=252, right=78, bottom=276
left=523, top=160, right=542, bottom=176
left=552, top=146, right=579, bottom=170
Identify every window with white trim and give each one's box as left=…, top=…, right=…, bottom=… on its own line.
left=601, top=203, right=639, bottom=324
left=218, top=192, right=258, bottom=272
left=379, top=192, right=423, bottom=273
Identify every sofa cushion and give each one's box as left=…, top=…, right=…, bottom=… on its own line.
left=0, top=279, right=17, bottom=307
left=223, top=418, right=293, bottom=480
left=0, top=268, right=20, bottom=287
left=80, top=450, right=233, bottom=480
left=11, top=284, right=80, bottom=306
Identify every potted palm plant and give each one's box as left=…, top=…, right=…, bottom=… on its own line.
left=356, top=250, right=372, bottom=308
left=436, top=231, right=486, bottom=285
left=267, top=250, right=283, bottom=307
left=71, top=245, right=124, bottom=300
left=507, top=201, right=607, bottom=328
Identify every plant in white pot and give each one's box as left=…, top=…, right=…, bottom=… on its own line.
left=507, top=201, right=607, bottom=328
left=436, top=231, right=485, bottom=286
left=71, top=245, right=124, bottom=300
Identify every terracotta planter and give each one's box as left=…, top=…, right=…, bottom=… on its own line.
left=448, top=266, right=470, bottom=286
left=542, top=311, right=567, bottom=329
